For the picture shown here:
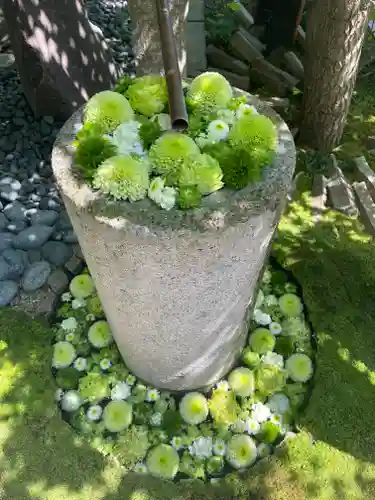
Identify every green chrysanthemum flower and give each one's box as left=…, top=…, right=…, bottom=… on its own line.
left=84, top=90, right=134, bottom=133
left=229, top=114, right=278, bottom=160
left=187, top=72, right=233, bottom=114
left=126, top=75, right=168, bottom=116
left=88, top=320, right=112, bottom=348
left=78, top=372, right=110, bottom=403
left=228, top=367, right=255, bottom=398
left=209, top=388, right=239, bottom=425
left=279, top=293, right=303, bottom=317
left=256, top=364, right=287, bottom=396
left=149, top=132, right=200, bottom=181
left=74, top=135, right=118, bottom=182
left=207, top=455, right=224, bottom=475
left=249, top=328, right=276, bottom=354
left=69, top=274, right=95, bottom=299
left=52, top=341, right=76, bottom=368
left=286, top=354, right=313, bottom=382
left=93, top=155, right=150, bottom=201
left=242, top=348, right=261, bottom=369
left=103, top=400, right=133, bottom=432
left=146, top=444, right=180, bottom=479
left=87, top=295, right=104, bottom=317
left=258, top=421, right=279, bottom=444
left=226, top=434, right=257, bottom=469
left=177, top=185, right=203, bottom=209
left=178, top=153, right=223, bottom=195
left=179, top=392, right=209, bottom=424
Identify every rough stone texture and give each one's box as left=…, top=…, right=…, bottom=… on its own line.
left=354, top=156, right=375, bottom=200
left=52, top=90, right=296, bottom=391
left=327, top=171, right=358, bottom=217
left=127, top=0, right=188, bottom=76
left=206, top=45, right=249, bottom=76
left=311, top=173, right=327, bottom=223
left=64, top=253, right=84, bottom=275
left=353, top=181, right=375, bottom=237
left=22, top=261, right=52, bottom=292
left=12, top=285, right=57, bottom=319
left=186, top=0, right=207, bottom=76
left=47, top=268, right=69, bottom=295
left=2, top=0, right=119, bottom=119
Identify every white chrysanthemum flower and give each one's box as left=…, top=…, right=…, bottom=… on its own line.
left=87, top=404, right=103, bottom=421
left=100, top=358, right=112, bottom=371
left=270, top=413, right=283, bottom=427
left=146, top=388, right=160, bottom=402
left=61, top=292, right=72, bottom=302
left=196, top=133, right=213, bottom=149
left=171, top=436, right=184, bottom=450
left=179, top=392, right=209, bottom=425
left=213, top=439, right=227, bottom=456
left=267, top=393, right=290, bottom=414
left=253, top=309, right=272, bottom=326
left=257, top=443, right=271, bottom=458
left=148, top=176, right=165, bottom=204
left=231, top=419, right=247, bottom=434
left=150, top=412, right=163, bottom=427
left=73, top=357, right=87, bottom=372
left=236, top=103, right=259, bottom=119
left=111, top=120, right=142, bottom=156
left=261, top=351, right=284, bottom=369
left=61, top=317, right=78, bottom=332
left=264, top=294, right=278, bottom=307
left=61, top=390, right=81, bottom=412
left=269, top=322, right=282, bottom=336
left=133, top=462, right=148, bottom=474
left=207, top=119, right=229, bottom=142
left=244, top=418, right=260, bottom=435
left=72, top=298, right=87, bottom=309
left=252, top=402, right=271, bottom=423
left=216, top=380, right=230, bottom=392
left=126, top=374, right=136, bottom=386
left=255, top=289, right=264, bottom=309
left=111, top=382, right=131, bottom=401
left=159, top=186, right=177, bottom=211
left=85, top=313, right=96, bottom=322
left=65, top=332, right=75, bottom=343
left=189, top=436, right=213, bottom=459
left=216, top=108, right=235, bottom=125
left=54, top=388, right=64, bottom=402
left=153, top=113, right=172, bottom=131
left=226, top=435, right=257, bottom=469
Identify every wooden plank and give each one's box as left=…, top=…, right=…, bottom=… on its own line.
left=284, top=51, right=304, bottom=80
left=353, top=181, right=375, bottom=237
left=207, top=67, right=250, bottom=90
left=206, top=45, right=249, bottom=76
left=354, top=156, right=375, bottom=200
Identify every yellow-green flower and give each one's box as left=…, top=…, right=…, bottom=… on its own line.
left=84, top=90, right=134, bottom=133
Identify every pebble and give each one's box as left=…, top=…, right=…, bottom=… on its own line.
left=3, top=249, right=27, bottom=273
left=0, top=214, right=7, bottom=230
left=13, top=224, right=54, bottom=250
left=41, top=241, right=73, bottom=267
left=63, top=230, right=78, bottom=244
left=0, top=232, right=13, bottom=251
left=27, top=249, right=42, bottom=263
left=4, top=200, right=28, bottom=221
left=22, top=261, right=52, bottom=292
left=0, top=281, right=19, bottom=306
left=47, top=268, right=69, bottom=295
left=0, top=257, right=20, bottom=280
left=7, top=220, right=27, bottom=233
left=29, top=209, right=59, bottom=226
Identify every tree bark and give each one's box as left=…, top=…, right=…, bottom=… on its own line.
left=299, top=0, right=371, bottom=150
left=127, top=0, right=188, bottom=77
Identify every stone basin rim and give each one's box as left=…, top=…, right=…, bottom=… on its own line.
left=52, top=89, right=296, bottom=236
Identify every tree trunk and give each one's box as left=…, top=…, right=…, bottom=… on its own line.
left=127, top=0, right=188, bottom=77
left=299, top=0, right=371, bottom=150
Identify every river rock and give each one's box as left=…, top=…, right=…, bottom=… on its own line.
left=29, top=209, right=59, bottom=226
left=0, top=232, right=13, bottom=251
left=4, top=200, right=28, bottom=221
left=0, top=281, right=19, bottom=306
left=22, top=261, right=52, bottom=292
left=41, top=241, right=73, bottom=267
left=13, top=224, right=54, bottom=250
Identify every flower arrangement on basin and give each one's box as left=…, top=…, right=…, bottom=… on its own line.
left=52, top=262, right=314, bottom=482
left=72, top=72, right=279, bottom=211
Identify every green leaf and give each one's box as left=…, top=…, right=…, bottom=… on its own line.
left=227, top=2, right=241, bottom=11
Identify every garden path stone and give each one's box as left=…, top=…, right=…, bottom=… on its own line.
left=0, top=280, right=19, bottom=306
left=41, top=241, right=73, bottom=267
left=22, top=261, right=52, bottom=292
left=13, top=224, right=54, bottom=250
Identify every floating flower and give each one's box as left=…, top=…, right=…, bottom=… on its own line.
left=61, top=390, right=81, bottom=412
left=111, top=382, right=131, bottom=401
left=100, top=358, right=112, bottom=371
left=206, top=455, right=224, bottom=475
left=84, top=90, right=134, bottom=133
left=270, top=413, right=283, bottom=427
left=213, top=439, right=227, bottom=456
left=177, top=185, right=202, bottom=210
left=279, top=293, right=303, bottom=317
left=111, top=120, right=143, bottom=156
left=267, top=393, right=291, bottom=414
left=150, top=412, right=163, bottom=427
left=229, top=114, right=278, bottom=157
left=65, top=332, right=75, bottom=343
left=126, top=75, right=168, bottom=116
left=226, top=435, right=257, bottom=469
left=61, top=292, right=72, bottom=302
left=87, top=404, right=103, bottom=421
left=249, top=328, right=276, bottom=354
left=146, top=388, right=160, bottom=402
left=256, top=364, right=286, bottom=396
left=257, top=443, right=271, bottom=458
left=178, top=153, right=223, bottom=195
left=189, top=436, right=213, bottom=459
left=231, top=419, right=247, bottom=434
left=286, top=353, right=313, bottom=382
left=244, top=418, right=260, bottom=435
left=103, top=400, right=133, bottom=432
left=52, top=341, right=76, bottom=369
left=216, top=380, right=230, bottom=392
left=146, top=444, right=180, bottom=479
left=54, top=388, right=64, bottom=402
left=171, top=436, right=184, bottom=451
left=216, top=108, right=235, bottom=125
left=73, top=357, right=87, bottom=372
left=187, top=72, right=233, bottom=114
left=60, top=317, right=78, bottom=332
left=253, top=309, right=272, bottom=326
left=236, top=103, right=258, bottom=120
left=147, top=176, right=164, bottom=204
left=126, top=374, right=136, bottom=386
left=258, top=421, right=280, bottom=444
left=180, top=392, right=209, bottom=424
left=88, top=321, right=112, bottom=348
left=269, top=322, right=282, bottom=335
left=85, top=313, right=96, bottom=323
left=207, top=119, right=230, bottom=142
left=69, top=275, right=95, bottom=299
left=264, top=294, right=278, bottom=307
left=152, top=113, right=172, bottom=131
left=228, top=367, right=255, bottom=398
left=133, top=462, right=148, bottom=474
left=158, top=186, right=177, bottom=211
left=79, top=372, right=110, bottom=403
left=72, top=298, right=87, bottom=309
left=261, top=351, right=284, bottom=369
left=251, top=402, right=271, bottom=423
left=242, top=348, right=260, bottom=369
left=209, top=388, right=239, bottom=426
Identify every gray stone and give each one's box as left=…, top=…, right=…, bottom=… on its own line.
left=206, top=45, right=249, bottom=77
left=12, top=285, right=56, bottom=318
left=64, top=253, right=84, bottom=275
left=52, top=99, right=296, bottom=391
left=353, top=181, right=375, bottom=237
left=0, top=257, right=17, bottom=280
left=327, top=174, right=358, bottom=217
left=73, top=244, right=84, bottom=260
left=39, top=198, right=62, bottom=212
left=0, top=186, right=20, bottom=201
left=47, top=268, right=69, bottom=295
left=7, top=220, right=27, bottom=233
left=27, top=249, right=42, bottom=263
left=22, top=261, right=52, bottom=292
left=62, top=230, right=78, bottom=244
left=0, top=214, right=7, bottom=230
left=41, top=241, right=73, bottom=267
left=29, top=209, right=59, bottom=226
left=0, top=281, right=19, bottom=306
left=3, top=248, right=27, bottom=275
left=311, top=174, right=328, bottom=222
left=13, top=224, right=54, bottom=250
left=0, top=232, right=13, bottom=251
left=55, top=211, right=73, bottom=231
left=354, top=156, right=375, bottom=200
left=186, top=21, right=207, bottom=76
left=188, top=0, right=204, bottom=21
left=4, top=200, right=28, bottom=221
left=0, top=53, right=15, bottom=69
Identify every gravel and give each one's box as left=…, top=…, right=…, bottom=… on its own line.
left=0, top=0, right=132, bottom=307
